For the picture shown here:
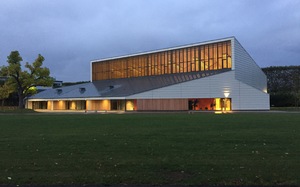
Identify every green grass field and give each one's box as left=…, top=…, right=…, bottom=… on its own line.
left=0, top=112, right=299, bottom=186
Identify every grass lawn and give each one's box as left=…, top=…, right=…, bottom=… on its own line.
left=0, top=112, right=299, bottom=186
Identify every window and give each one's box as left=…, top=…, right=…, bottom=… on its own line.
left=92, top=40, right=232, bottom=81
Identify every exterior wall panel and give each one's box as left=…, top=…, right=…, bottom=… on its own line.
left=88, top=100, right=111, bottom=111
left=128, top=71, right=236, bottom=99
left=237, top=81, right=270, bottom=110
left=53, top=101, right=66, bottom=110
left=137, top=99, right=188, bottom=111
left=129, top=71, right=269, bottom=110
left=233, top=38, right=267, bottom=92
left=47, top=101, right=52, bottom=110
left=27, top=101, right=33, bottom=109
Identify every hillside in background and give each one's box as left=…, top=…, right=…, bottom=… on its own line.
left=262, top=66, right=300, bottom=107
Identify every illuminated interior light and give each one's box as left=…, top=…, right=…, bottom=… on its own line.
left=224, top=92, right=230, bottom=98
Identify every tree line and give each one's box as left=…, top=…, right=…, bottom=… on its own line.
left=262, top=66, right=300, bottom=107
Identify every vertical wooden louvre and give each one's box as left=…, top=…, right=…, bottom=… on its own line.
left=137, top=99, right=188, bottom=111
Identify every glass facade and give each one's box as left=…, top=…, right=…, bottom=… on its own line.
left=188, top=98, right=231, bottom=111
left=32, top=101, right=47, bottom=109
left=92, top=40, right=232, bottom=81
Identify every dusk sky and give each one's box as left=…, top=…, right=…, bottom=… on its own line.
left=0, top=0, right=299, bottom=82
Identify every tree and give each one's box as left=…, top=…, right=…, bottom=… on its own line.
left=0, top=82, right=13, bottom=106
left=0, top=51, right=54, bottom=108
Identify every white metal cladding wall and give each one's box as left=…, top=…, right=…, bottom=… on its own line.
left=235, top=81, right=270, bottom=110
left=127, top=71, right=270, bottom=110
left=233, top=38, right=267, bottom=92
left=127, top=71, right=237, bottom=99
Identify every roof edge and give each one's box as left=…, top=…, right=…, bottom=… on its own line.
left=91, top=36, right=235, bottom=63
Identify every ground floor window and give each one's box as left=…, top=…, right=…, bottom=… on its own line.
left=110, top=100, right=137, bottom=111
left=110, top=100, right=125, bottom=110
left=188, top=98, right=231, bottom=111
left=32, top=101, right=47, bottom=109
left=29, top=98, right=230, bottom=111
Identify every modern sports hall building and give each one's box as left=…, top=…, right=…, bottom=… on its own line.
left=26, top=37, right=270, bottom=111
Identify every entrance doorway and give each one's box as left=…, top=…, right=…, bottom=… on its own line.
left=188, top=98, right=231, bottom=111
left=110, top=100, right=125, bottom=110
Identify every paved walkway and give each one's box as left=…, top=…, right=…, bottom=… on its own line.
left=0, top=185, right=298, bottom=187
left=1, top=109, right=300, bottom=115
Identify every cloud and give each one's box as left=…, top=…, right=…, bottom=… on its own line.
left=1, top=0, right=299, bottom=82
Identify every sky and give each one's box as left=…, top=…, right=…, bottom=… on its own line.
left=0, top=0, right=299, bottom=82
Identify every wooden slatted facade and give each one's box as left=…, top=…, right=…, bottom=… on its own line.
left=92, top=41, right=232, bottom=81
left=136, top=99, right=188, bottom=111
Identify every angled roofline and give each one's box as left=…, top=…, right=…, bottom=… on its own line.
left=29, top=69, right=231, bottom=100
left=90, top=36, right=235, bottom=63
